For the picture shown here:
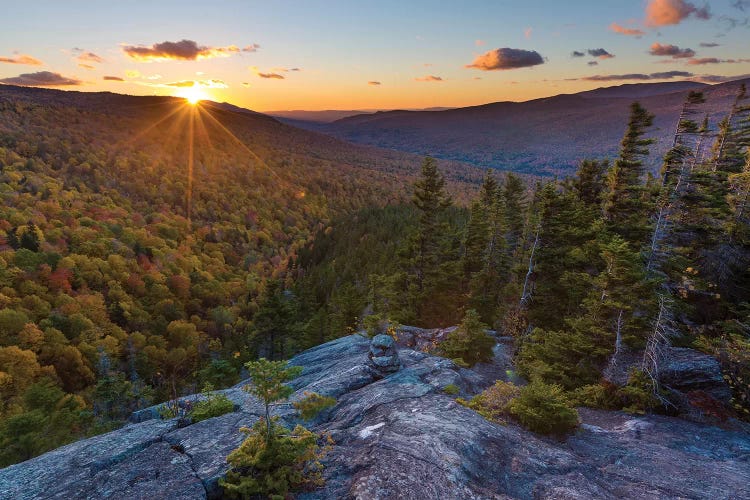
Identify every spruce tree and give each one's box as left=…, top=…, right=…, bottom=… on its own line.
left=604, top=102, right=655, bottom=246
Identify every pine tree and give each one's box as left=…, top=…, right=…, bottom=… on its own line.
left=573, top=159, right=607, bottom=208
left=412, top=157, right=452, bottom=294
left=502, top=173, right=527, bottom=259
left=604, top=102, right=655, bottom=246
left=462, top=198, right=490, bottom=280
left=249, top=280, right=299, bottom=360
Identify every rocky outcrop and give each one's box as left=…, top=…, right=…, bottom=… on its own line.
left=367, top=334, right=400, bottom=375
left=660, top=347, right=732, bottom=403
left=1, top=333, right=748, bottom=499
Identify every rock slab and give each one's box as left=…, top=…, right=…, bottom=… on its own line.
left=1, top=333, right=749, bottom=500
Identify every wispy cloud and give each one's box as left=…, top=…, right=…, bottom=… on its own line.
left=692, top=72, right=750, bottom=82
left=645, top=0, right=711, bottom=27
left=103, top=75, right=124, bottom=81
left=648, top=43, right=696, bottom=58
left=75, top=51, right=104, bottom=63
left=475, top=39, right=485, bottom=46
left=415, top=75, right=443, bottom=82
left=687, top=57, right=750, bottom=65
left=609, top=22, right=645, bottom=36
left=0, top=71, right=82, bottom=86
left=368, top=81, right=381, bottom=85
left=0, top=54, right=43, bottom=65
left=571, top=51, right=585, bottom=58
left=122, top=39, right=253, bottom=61
left=524, top=27, right=533, bottom=39
left=166, top=79, right=228, bottom=88
left=466, top=48, right=544, bottom=70
left=577, top=70, right=693, bottom=81
left=699, top=42, right=720, bottom=47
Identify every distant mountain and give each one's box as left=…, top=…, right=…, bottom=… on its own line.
left=297, top=79, right=748, bottom=176
left=269, top=107, right=455, bottom=124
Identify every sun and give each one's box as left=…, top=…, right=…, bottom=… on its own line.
left=177, top=86, right=208, bottom=105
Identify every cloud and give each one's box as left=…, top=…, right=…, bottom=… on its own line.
left=242, top=82, right=251, bottom=87
left=648, top=43, right=696, bottom=58
left=243, top=44, right=260, bottom=52
left=103, top=75, right=124, bottom=81
left=693, top=72, right=750, bottom=82
left=579, top=70, right=693, bottom=81
left=368, top=81, right=381, bottom=85
left=165, top=80, right=196, bottom=87
left=0, top=54, right=44, bottom=65
left=475, top=39, right=485, bottom=46
left=415, top=75, right=443, bottom=82
left=466, top=48, right=544, bottom=70
left=645, top=0, right=711, bottom=27
left=76, top=51, right=104, bottom=63
left=588, top=61, right=599, bottom=66
left=163, top=79, right=227, bottom=88
left=0, top=71, right=82, bottom=86
left=139, top=78, right=228, bottom=89
left=699, top=42, right=720, bottom=47
left=78, top=63, right=95, bottom=70
left=125, top=70, right=141, bottom=78
left=719, top=15, right=750, bottom=30
left=609, top=22, right=646, bottom=36
left=687, top=57, right=750, bottom=64
left=571, top=51, right=585, bottom=58
left=122, top=39, right=249, bottom=61
left=588, top=48, right=615, bottom=59
left=732, top=0, right=750, bottom=11
left=258, top=72, right=284, bottom=79
left=524, top=27, right=533, bottom=39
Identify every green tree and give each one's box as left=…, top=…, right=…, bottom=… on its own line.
left=242, top=358, right=303, bottom=441
left=604, top=102, right=655, bottom=246
left=440, top=309, right=495, bottom=366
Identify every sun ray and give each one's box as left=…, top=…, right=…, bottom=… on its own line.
left=196, top=105, right=289, bottom=187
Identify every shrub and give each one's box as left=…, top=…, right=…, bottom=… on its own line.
left=293, top=391, right=336, bottom=420
left=508, top=380, right=579, bottom=435
left=618, top=368, right=661, bottom=414
left=363, top=313, right=399, bottom=339
left=221, top=419, right=330, bottom=499
left=442, top=383, right=460, bottom=395
left=189, top=383, right=235, bottom=423
left=440, top=309, right=495, bottom=366
left=457, top=380, right=519, bottom=422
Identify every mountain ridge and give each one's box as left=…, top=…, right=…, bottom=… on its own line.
left=285, top=78, right=748, bottom=176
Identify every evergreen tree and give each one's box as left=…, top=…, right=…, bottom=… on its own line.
left=412, top=157, right=452, bottom=294
left=249, top=280, right=299, bottom=360
left=502, top=173, right=527, bottom=259
left=440, top=309, right=495, bottom=366
left=604, top=102, right=655, bottom=246
left=462, top=199, right=490, bottom=280
left=573, top=159, right=607, bottom=208
left=19, top=224, right=41, bottom=252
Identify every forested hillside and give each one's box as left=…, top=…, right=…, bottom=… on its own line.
left=0, top=86, right=484, bottom=465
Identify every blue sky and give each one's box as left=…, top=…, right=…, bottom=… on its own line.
left=1, top=0, right=749, bottom=110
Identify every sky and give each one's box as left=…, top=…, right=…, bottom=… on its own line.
left=1, top=0, right=749, bottom=111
